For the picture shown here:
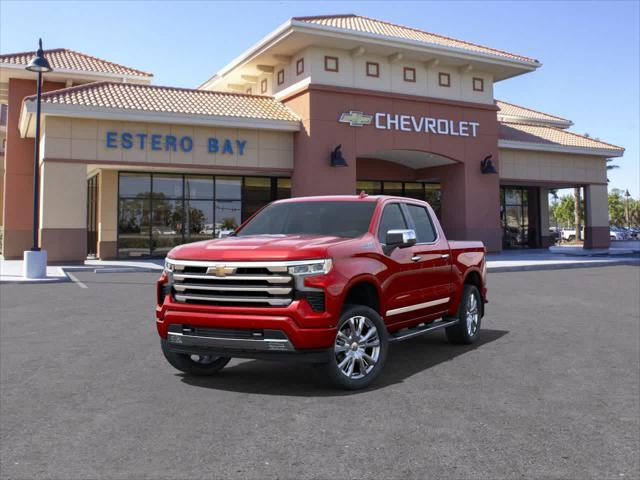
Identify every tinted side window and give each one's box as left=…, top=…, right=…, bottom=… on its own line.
left=407, top=204, right=437, bottom=243
left=377, top=203, right=407, bottom=243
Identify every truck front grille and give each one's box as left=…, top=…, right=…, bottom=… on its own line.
left=167, top=260, right=295, bottom=307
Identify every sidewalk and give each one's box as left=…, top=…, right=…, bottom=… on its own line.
left=1, top=250, right=638, bottom=283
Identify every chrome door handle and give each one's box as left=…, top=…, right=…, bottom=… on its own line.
left=411, top=255, right=422, bottom=262
left=441, top=254, right=450, bottom=259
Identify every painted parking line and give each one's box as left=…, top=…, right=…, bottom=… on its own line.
left=66, top=272, right=88, bottom=289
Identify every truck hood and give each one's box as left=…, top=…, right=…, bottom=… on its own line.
left=168, top=234, right=351, bottom=261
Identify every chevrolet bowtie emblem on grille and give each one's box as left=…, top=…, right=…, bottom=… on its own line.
left=207, top=265, right=236, bottom=277
left=339, top=111, right=373, bottom=127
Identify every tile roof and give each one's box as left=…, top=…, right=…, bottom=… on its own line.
left=0, top=48, right=152, bottom=78
left=499, top=122, right=624, bottom=154
left=496, top=100, right=572, bottom=127
left=26, top=81, right=299, bottom=122
left=293, top=14, right=538, bottom=64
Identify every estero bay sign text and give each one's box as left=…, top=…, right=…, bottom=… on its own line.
left=339, top=111, right=480, bottom=137
left=105, top=131, right=248, bottom=155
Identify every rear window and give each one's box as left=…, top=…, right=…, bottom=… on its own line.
left=236, top=201, right=376, bottom=238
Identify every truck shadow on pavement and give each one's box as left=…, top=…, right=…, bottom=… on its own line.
left=179, top=328, right=508, bottom=396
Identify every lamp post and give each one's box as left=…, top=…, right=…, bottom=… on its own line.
left=23, top=39, right=52, bottom=279
left=625, top=189, right=631, bottom=230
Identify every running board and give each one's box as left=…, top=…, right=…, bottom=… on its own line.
left=389, top=318, right=459, bottom=343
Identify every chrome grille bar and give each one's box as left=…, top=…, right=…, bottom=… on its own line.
left=173, top=293, right=292, bottom=306
left=173, top=273, right=291, bottom=284
left=173, top=284, right=292, bottom=295
left=166, top=258, right=309, bottom=307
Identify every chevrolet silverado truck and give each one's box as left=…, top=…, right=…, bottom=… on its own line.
left=156, top=194, right=487, bottom=389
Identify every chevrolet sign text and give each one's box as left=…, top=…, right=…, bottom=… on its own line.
left=374, top=113, right=479, bottom=137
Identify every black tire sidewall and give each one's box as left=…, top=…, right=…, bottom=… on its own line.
left=446, top=285, right=482, bottom=344
left=325, top=304, right=389, bottom=390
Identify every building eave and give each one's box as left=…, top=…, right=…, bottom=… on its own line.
left=19, top=100, right=301, bottom=138
left=498, top=139, right=624, bottom=158
left=0, top=62, right=153, bottom=83
left=199, top=18, right=540, bottom=89
left=497, top=114, right=573, bottom=129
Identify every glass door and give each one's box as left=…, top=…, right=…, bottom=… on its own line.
left=86, top=175, right=99, bottom=257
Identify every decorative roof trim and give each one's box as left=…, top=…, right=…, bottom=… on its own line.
left=293, top=14, right=539, bottom=63
left=0, top=47, right=152, bottom=78
left=499, top=140, right=623, bottom=158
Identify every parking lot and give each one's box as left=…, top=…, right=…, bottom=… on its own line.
left=1, top=266, right=638, bottom=479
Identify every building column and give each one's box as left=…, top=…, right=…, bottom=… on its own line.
left=39, top=161, right=87, bottom=262
left=2, top=78, right=66, bottom=259
left=423, top=161, right=502, bottom=252
left=285, top=91, right=357, bottom=197
left=584, top=184, right=610, bottom=249
left=539, top=187, right=553, bottom=247
left=98, top=170, right=118, bottom=259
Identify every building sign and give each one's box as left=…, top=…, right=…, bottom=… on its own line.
left=105, top=132, right=247, bottom=155
left=339, top=111, right=479, bottom=137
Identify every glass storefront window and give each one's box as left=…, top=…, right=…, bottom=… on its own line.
left=117, top=173, right=288, bottom=257
left=383, top=182, right=403, bottom=197
left=119, top=173, right=151, bottom=197
left=276, top=178, right=291, bottom=200
left=403, top=182, right=424, bottom=200
left=243, top=177, right=272, bottom=221
left=216, top=176, right=241, bottom=199
left=153, top=174, right=183, bottom=198
left=186, top=200, right=214, bottom=242
left=151, top=199, right=184, bottom=256
left=425, top=184, right=441, bottom=219
left=216, top=201, right=241, bottom=236
left=118, top=197, right=151, bottom=257
left=356, top=181, right=382, bottom=195
left=185, top=176, right=214, bottom=200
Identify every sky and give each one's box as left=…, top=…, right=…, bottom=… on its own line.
left=1, top=0, right=638, bottom=197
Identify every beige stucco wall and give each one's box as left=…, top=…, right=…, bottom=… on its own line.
left=98, top=169, right=118, bottom=243
left=272, top=46, right=494, bottom=104
left=39, top=161, right=86, bottom=229
left=585, top=184, right=609, bottom=228
left=499, top=148, right=607, bottom=184
left=42, top=117, right=294, bottom=170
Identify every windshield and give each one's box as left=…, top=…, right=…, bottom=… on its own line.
left=236, top=201, right=376, bottom=238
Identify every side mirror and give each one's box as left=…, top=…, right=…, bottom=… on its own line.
left=385, top=229, right=417, bottom=249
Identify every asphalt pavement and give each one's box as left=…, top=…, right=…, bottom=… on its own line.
left=1, top=266, right=638, bottom=479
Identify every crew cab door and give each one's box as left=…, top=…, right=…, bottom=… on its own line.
left=376, top=202, right=424, bottom=324
left=402, top=202, right=452, bottom=316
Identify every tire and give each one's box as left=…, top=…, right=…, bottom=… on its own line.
left=161, top=339, right=231, bottom=376
left=567, top=235, right=575, bottom=242
left=323, top=304, right=389, bottom=390
left=446, top=285, right=482, bottom=345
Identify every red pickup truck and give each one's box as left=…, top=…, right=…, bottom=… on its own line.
left=156, top=194, right=487, bottom=389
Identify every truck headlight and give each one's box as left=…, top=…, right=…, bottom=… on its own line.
left=164, top=259, right=175, bottom=272
left=288, top=259, right=333, bottom=276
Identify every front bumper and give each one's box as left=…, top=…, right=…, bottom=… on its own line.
left=164, top=323, right=331, bottom=363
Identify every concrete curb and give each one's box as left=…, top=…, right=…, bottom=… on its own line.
left=488, top=259, right=640, bottom=273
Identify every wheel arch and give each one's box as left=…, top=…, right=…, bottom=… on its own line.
left=341, top=276, right=382, bottom=314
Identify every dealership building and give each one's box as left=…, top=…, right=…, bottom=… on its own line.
left=0, top=14, right=624, bottom=261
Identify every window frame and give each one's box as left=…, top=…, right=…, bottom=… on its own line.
left=472, top=77, right=484, bottom=92
left=277, top=69, right=284, bottom=85
left=402, top=202, right=439, bottom=245
left=403, top=67, right=416, bottom=83
left=376, top=202, right=409, bottom=244
left=260, top=78, right=268, bottom=94
left=296, top=58, right=304, bottom=75
left=324, top=55, right=339, bottom=72
left=438, top=72, right=451, bottom=87
left=366, top=61, right=380, bottom=78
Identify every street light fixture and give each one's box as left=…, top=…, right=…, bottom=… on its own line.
left=23, top=39, right=53, bottom=279
left=624, top=189, right=631, bottom=229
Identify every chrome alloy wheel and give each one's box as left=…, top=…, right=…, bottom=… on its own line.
left=189, top=354, right=219, bottom=365
left=334, top=316, right=381, bottom=379
left=465, top=292, right=480, bottom=336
